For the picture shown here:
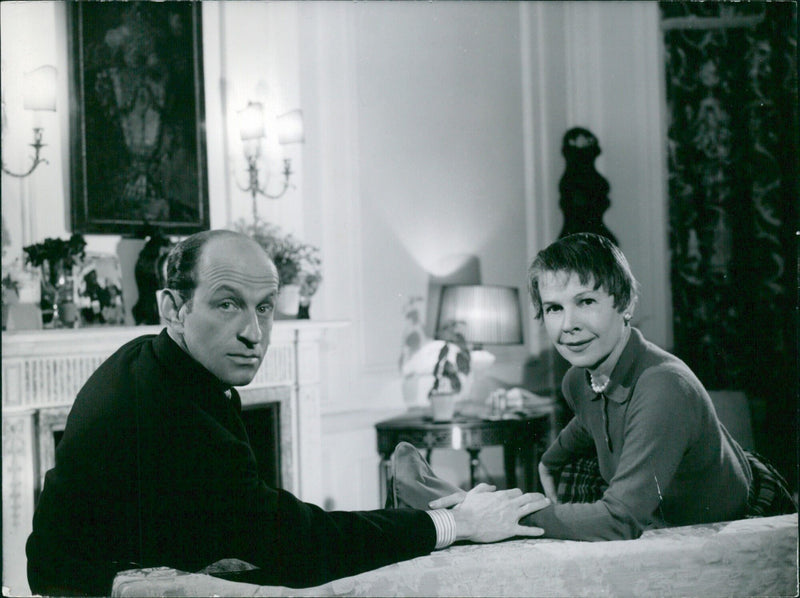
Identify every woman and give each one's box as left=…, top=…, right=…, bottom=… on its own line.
left=396, top=233, right=793, bottom=541
left=519, top=232, right=755, bottom=540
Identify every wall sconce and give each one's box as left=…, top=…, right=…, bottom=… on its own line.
left=2, top=65, right=57, bottom=178
left=237, top=102, right=304, bottom=220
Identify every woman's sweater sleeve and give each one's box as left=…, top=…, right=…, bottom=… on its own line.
left=540, top=417, right=595, bottom=469
left=526, top=369, right=699, bottom=540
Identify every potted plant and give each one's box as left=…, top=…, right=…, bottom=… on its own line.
left=399, top=302, right=472, bottom=419
left=235, top=220, right=321, bottom=318
left=428, top=321, right=471, bottom=421
left=23, top=234, right=87, bottom=326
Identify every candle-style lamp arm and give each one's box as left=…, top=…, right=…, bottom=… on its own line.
left=237, top=154, right=295, bottom=221
left=2, top=127, right=49, bottom=178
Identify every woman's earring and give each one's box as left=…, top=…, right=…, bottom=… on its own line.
left=623, top=313, right=632, bottom=322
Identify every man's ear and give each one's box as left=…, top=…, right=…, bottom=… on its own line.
left=158, top=289, right=186, bottom=332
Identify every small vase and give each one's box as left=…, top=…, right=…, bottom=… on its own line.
left=430, top=392, right=457, bottom=422
left=276, top=284, right=300, bottom=319
left=297, top=296, right=311, bottom=320
left=41, top=260, right=76, bottom=328
left=58, top=301, right=79, bottom=327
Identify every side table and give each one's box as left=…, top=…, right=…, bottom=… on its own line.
left=375, top=410, right=551, bottom=506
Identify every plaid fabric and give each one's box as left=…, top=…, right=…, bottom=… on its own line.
left=555, top=451, right=798, bottom=517
left=556, top=455, right=607, bottom=504
left=745, top=450, right=797, bottom=518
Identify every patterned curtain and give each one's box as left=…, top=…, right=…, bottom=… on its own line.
left=661, top=2, right=797, bottom=486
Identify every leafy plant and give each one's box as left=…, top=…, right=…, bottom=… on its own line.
left=429, top=320, right=471, bottom=396
left=2, top=274, right=20, bottom=295
left=399, top=296, right=426, bottom=371
left=235, top=220, right=321, bottom=289
left=23, top=235, right=87, bottom=286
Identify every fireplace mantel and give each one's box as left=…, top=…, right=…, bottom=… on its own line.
left=2, top=320, right=346, bottom=596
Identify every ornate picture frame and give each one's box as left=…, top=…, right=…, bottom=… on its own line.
left=68, top=2, right=209, bottom=235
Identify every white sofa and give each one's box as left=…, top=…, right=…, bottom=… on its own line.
left=113, top=513, right=798, bottom=597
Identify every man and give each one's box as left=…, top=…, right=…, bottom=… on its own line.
left=26, top=230, right=550, bottom=596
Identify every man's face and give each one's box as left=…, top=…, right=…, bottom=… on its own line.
left=538, top=270, right=628, bottom=372
left=177, top=236, right=279, bottom=387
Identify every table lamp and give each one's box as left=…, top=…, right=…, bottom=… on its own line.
left=434, top=284, right=524, bottom=371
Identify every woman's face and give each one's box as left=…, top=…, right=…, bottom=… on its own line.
left=538, top=270, right=629, bottom=372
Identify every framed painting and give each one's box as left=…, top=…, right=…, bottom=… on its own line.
left=68, top=2, right=209, bottom=235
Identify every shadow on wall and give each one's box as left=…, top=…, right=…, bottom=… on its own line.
left=424, top=254, right=481, bottom=338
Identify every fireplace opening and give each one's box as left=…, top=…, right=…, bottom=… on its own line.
left=241, top=402, right=282, bottom=489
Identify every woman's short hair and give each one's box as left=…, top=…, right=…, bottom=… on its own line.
left=165, top=229, right=245, bottom=302
left=527, top=233, right=639, bottom=320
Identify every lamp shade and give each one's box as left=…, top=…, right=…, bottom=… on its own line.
left=23, top=65, right=57, bottom=112
left=435, top=285, right=523, bottom=346
left=276, top=109, right=304, bottom=145
left=238, top=101, right=266, bottom=140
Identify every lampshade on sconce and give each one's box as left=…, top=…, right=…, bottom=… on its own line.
left=435, top=285, right=523, bottom=348
left=237, top=102, right=304, bottom=220
left=2, top=64, right=57, bottom=178
left=238, top=101, right=266, bottom=141
left=276, top=109, right=304, bottom=145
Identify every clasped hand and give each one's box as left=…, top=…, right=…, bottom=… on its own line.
left=429, top=483, right=550, bottom=542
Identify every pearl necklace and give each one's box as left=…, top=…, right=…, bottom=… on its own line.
left=589, top=374, right=610, bottom=394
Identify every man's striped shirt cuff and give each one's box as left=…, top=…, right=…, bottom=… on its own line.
left=427, top=509, right=457, bottom=549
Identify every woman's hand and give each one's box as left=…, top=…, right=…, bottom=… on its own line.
left=538, top=462, right=559, bottom=504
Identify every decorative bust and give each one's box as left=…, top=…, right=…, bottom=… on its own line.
left=558, top=127, right=617, bottom=245
left=132, top=227, right=172, bottom=325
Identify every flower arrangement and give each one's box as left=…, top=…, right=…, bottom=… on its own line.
left=23, top=234, right=87, bottom=287
left=21, top=234, right=88, bottom=326
left=235, top=220, right=322, bottom=292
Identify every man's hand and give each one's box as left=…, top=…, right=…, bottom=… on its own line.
left=538, top=463, right=559, bottom=504
left=428, top=489, right=468, bottom=510
left=430, top=483, right=550, bottom=543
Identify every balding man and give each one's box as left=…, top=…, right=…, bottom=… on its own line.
left=27, top=230, right=550, bottom=596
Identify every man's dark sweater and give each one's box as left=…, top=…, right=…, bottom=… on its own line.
left=27, top=330, right=435, bottom=595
